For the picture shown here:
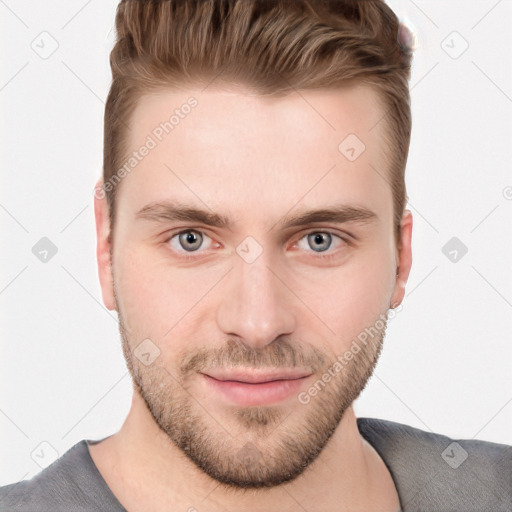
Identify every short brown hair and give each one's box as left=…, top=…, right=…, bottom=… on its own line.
left=103, top=0, right=414, bottom=244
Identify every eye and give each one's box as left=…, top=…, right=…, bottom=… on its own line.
left=163, top=229, right=349, bottom=261
left=168, top=229, right=212, bottom=253
left=296, top=231, right=348, bottom=255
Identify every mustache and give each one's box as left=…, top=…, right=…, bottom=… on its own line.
left=179, top=337, right=329, bottom=376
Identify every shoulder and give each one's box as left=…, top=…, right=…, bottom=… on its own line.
left=0, top=440, right=125, bottom=512
left=357, top=417, right=512, bottom=512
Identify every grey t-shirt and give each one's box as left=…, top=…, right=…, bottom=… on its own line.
left=1, top=417, right=511, bottom=511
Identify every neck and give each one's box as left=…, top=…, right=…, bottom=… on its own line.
left=89, top=391, right=400, bottom=512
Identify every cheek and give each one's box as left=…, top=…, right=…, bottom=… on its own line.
left=114, top=245, right=177, bottom=338
left=113, top=244, right=223, bottom=339
left=304, top=247, right=394, bottom=348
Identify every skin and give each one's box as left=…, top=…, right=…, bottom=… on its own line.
left=91, top=83, right=413, bottom=512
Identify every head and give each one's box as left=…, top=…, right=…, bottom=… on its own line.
left=95, top=0, right=414, bottom=490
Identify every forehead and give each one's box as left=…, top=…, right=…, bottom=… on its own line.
left=117, top=84, right=391, bottom=226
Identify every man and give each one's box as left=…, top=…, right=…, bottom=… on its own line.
left=1, top=0, right=510, bottom=511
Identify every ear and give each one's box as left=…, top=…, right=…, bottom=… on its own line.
left=94, top=179, right=117, bottom=311
left=390, top=209, right=413, bottom=309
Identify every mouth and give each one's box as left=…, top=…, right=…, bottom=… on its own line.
left=200, top=369, right=312, bottom=406
left=201, top=368, right=312, bottom=384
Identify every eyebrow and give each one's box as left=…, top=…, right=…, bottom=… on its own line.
left=135, top=201, right=378, bottom=231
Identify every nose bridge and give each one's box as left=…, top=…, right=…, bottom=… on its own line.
left=216, top=249, right=296, bottom=348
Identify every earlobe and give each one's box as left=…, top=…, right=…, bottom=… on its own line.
left=94, top=179, right=117, bottom=311
left=390, top=209, right=413, bottom=309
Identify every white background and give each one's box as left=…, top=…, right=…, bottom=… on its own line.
left=1, top=0, right=511, bottom=486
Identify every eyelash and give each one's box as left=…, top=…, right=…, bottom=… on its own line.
left=163, top=229, right=351, bottom=261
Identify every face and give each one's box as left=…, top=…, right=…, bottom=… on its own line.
left=95, top=83, right=412, bottom=489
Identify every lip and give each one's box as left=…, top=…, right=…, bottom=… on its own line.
left=201, top=369, right=312, bottom=406
left=201, top=368, right=312, bottom=384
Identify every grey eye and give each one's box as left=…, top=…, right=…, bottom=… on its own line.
left=307, top=232, right=332, bottom=252
left=178, top=230, right=203, bottom=251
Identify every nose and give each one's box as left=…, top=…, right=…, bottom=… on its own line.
left=216, top=253, right=297, bottom=350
